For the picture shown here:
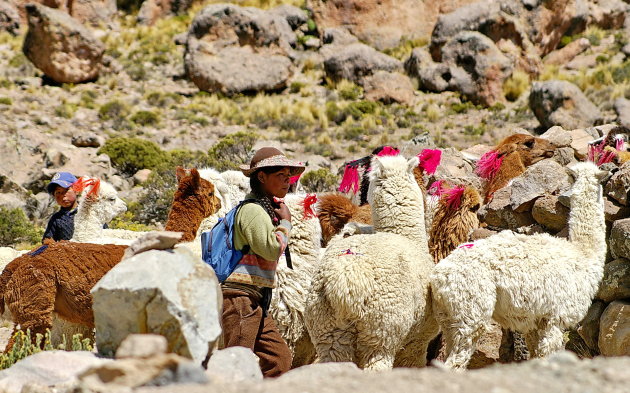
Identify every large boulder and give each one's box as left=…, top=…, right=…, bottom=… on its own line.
left=599, top=300, right=630, bottom=357
left=323, top=43, right=401, bottom=84
left=610, top=218, right=630, bottom=261
left=362, top=71, right=415, bottom=105
left=22, top=3, right=105, bottom=83
left=441, top=31, right=514, bottom=106
left=577, top=300, right=607, bottom=352
left=405, top=47, right=453, bottom=92
left=0, top=351, right=111, bottom=393
left=597, top=258, right=630, bottom=303
left=91, top=248, right=222, bottom=364
left=183, top=4, right=294, bottom=95
left=10, top=0, right=116, bottom=26
left=532, top=194, right=569, bottom=232
left=529, top=81, right=602, bottom=130
left=0, top=2, right=20, bottom=35
left=509, top=159, right=571, bottom=209
left=479, top=186, right=537, bottom=230
left=308, top=0, right=478, bottom=50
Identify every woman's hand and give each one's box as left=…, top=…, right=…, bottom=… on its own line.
left=274, top=201, right=291, bottom=222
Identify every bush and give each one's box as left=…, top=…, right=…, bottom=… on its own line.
left=54, top=102, right=77, bottom=119
left=345, top=101, right=378, bottom=118
left=0, top=97, right=12, bottom=105
left=337, top=80, right=363, bottom=100
left=300, top=168, right=338, bottom=193
left=207, top=131, right=258, bottom=171
left=503, top=70, right=530, bottom=101
left=98, top=99, right=130, bottom=120
left=0, top=330, right=93, bottom=370
left=130, top=110, right=160, bottom=126
left=128, top=168, right=176, bottom=225
left=0, top=206, right=43, bottom=247
left=98, top=137, right=169, bottom=176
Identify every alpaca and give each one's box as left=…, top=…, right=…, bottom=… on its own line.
left=317, top=193, right=372, bottom=247
left=270, top=193, right=322, bottom=368
left=304, top=155, right=437, bottom=371
left=477, top=134, right=556, bottom=203
left=430, top=162, right=607, bottom=370
left=428, top=184, right=482, bottom=263
left=0, top=168, right=221, bottom=348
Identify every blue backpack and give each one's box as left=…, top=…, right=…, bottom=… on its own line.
left=201, top=199, right=257, bottom=283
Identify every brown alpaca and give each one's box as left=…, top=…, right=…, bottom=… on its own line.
left=318, top=194, right=372, bottom=247
left=0, top=168, right=220, bottom=349
left=480, top=134, right=556, bottom=203
left=428, top=185, right=482, bottom=263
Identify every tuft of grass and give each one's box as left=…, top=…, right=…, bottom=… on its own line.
left=0, top=97, right=12, bottom=105
left=99, top=99, right=130, bottom=120
left=503, top=70, right=530, bottom=101
left=130, top=110, right=160, bottom=126
left=336, top=80, right=363, bottom=100
left=383, top=36, right=429, bottom=60
left=424, top=104, right=440, bottom=121
left=54, top=101, right=78, bottom=119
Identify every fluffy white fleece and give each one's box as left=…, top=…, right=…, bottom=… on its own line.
left=304, top=155, right=437, bottom=371
left=270, top=193, right=322, bottom=368
left=430, top=162, right=607, bottom=370
left=196, top=169, right=250, bottom=236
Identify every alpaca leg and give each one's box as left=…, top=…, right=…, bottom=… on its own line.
left=525, top=322, right=564, bottom=358
left=6, top=273, right=56, bottom=341
left=394, top=315, right=441, bottom=368
left=441, top=324, right=484, bottom=370
left=312, top=327, right=355, bottom=364
left=357, top=346, right=395, bottom=371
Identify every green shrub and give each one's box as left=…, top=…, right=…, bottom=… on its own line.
left=168, top=149, right=212, bottom=168
left=207, top=131, right=258, bottom=171
left=290, top=81, right=306, bottom=94
left=98, top=137, right=169, bottom=175
left=300, top=168, right=338, bottom=193
left=337, top=80, right=363, bottom=100
left=146, top=91, right=182, bottom=107
left=130, top=110, right=160, bottom=126
left=99, top=100, right=131, bottom=121
left=0, top=330, right=93, bottom=370
left=345, top=101, right=378, bottom=118
left=128, top=168, right=175, bottom=225
left=79, top=90, right=98, bottom=109
left=109, top=211, right=155, bottom=231
left=0, top=206, right=43, bottom=247
left=503, top=70, right=530, bottom=101
left=54, top=102, right=77, bottom=119
left=464, top=124, right=486, bottom=136
left=0, top=97, right=12, bottom=105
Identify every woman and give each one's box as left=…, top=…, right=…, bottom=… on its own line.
left=221, top=147, right=305, bottom=377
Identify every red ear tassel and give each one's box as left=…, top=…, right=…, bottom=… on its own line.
left=475, top=150, right=504, bottom=180
left=444, top=185, right=466, bottom=210
left=615, top=135, right=625, bottom=151
left=417, top=149, right=442, bottom=175
left=338, top=164, right=360, bottom=193
left=376, top=146, right=400, bottom=157
left=300, top=193, right=318, bottom=218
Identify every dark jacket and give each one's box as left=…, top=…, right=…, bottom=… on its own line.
left=42, top=207, right=76, bottom=242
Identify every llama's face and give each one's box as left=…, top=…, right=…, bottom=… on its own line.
left=175, top=168, right=222, bottom=218
left=367, top=156, right=423, bottom=207
left=496, top=134, right=556, bottom=166
left=91, top=182, right=127, bottom=223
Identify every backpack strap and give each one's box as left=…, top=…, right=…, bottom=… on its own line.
left=235, top=198, right=293, bottom=270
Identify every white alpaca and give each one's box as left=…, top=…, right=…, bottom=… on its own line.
left=70, top=178, right=129, bottom=245
left=196, top=168, right=250, bottom=236
left=430, top=162, right=607, bottom=370
left=304, top=155, right=437, bottom=371
left=271, top=193, right=322, bottom=368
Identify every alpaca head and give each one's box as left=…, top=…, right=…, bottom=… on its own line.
left=73, top=177, right=127, bottom=226
left=443, top=185, right=482, bottom=213
left=494, top=134, right=556, bottom=167
left=565, top=162, right=608, bottom=201
left=174, top=167, right=222, bottom=218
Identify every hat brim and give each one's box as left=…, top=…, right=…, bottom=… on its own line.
left=240, top=155, right=306, bottom=177
left=47, top=180, right=74, bottom=194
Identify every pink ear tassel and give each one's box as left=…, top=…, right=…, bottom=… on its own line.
left=615, top=135, right=625, bottom=151
left=475, top=150, right=504, bottom=180
left=428, top=180, right=447, bottom=196
left=376, top=146, right=400, bottom=157
left=300, top=193, right=318, bottom=218
left=289, top=174, right=301, bottom=185
left=597, top=149, right=616, bottom=166
left=417, top=149, right=442, bottom=175
left=338, top=164, right=360, bottom=193
left=444, top=185, right=466, bottom=210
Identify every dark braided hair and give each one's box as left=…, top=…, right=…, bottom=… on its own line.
left=249, top=166, right=284, bottom=225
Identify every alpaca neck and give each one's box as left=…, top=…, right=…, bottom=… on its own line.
left=165, top=199, right=207, bottom=243
left=73, top=203, right=104, bottom=241
left=568, top=182, right=606, bottom=260
left=372, top=185, right=429, bottom=254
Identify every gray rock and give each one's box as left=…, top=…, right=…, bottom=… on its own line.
left=588, top=0, right=629, bottom=30
left=609, top=218, right=630, bottom=260
left=133, top=168, right=153, bottom=185
left=71, top=133, right=104, bottom=148
left=552, top=147, right=578, bottom=166
left=543, top=37, right=590, bottom=65
left=23, top=3, right=105, bottom=83
left=532, top=194, right=569, bottom=232
left=597, top=258, right=630, bottom=302
left=44, top=148, right=69, bottom=168
left=577, top=300, right=606, bottom=352
left=614, top=97, right=630, bottom=128
left=205, top=347, right=263, bottom=383
left=70, top=0, right=117, bottom=26
left=270, top=5, right=308, bottom=29
left=509, top=159, right=571, bottom=209
left=122, top=231, right=183, bottom=260
left=322, top=27, right=359, bottom=46
left=599, top=300, right=630, bottom=357
left=362, top=71, right=415, bottom=105
left=604, top=197, right=630, bottom=223
left=0, top=351, right=111, bottom=393
left=404, top=47, right=452, bottom=92
left=441, top=31, right=514, bottom=106
left=91, top=248, right=222, bottom=364
left=0, top=2, right=20, bottom=35
left=479, top=186, right=536, bottom=230
left=184, top=4, right=294, bottom=94
left=541, top=126, right=572, bottom=147
left=323, top=43, right=402, bottom=84
left=529, top=80, right=602, bottom=130
left=116, top=334, right=169, bottom=359
left=605, top=161, right=630, bottom=206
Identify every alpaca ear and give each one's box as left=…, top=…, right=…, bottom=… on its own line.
left=189, top=168, right=201, bottom=190
left=496, top=143, right=517, bottom=155
left=175, top=166, right=186, bottom=182
left=407, top=156, right=420, bottom=174
left=595, top=169, right=609, bottom=182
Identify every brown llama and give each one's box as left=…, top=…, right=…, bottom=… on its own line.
left=477, top=134, right=556, bottom=204
left=0, top=167, right=220, bottom=349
